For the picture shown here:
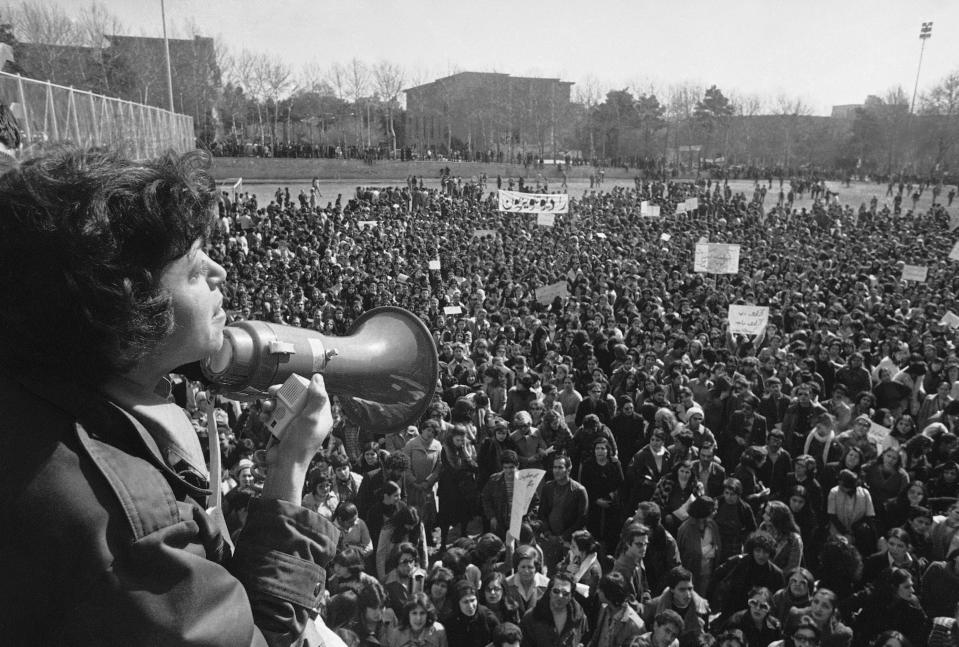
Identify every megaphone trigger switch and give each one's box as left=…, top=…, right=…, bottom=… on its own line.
left=266, top=374, right=311, bottom=440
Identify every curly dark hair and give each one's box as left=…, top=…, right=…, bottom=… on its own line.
left=0, top=147, right=216, bottom=384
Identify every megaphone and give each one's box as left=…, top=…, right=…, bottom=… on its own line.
left=201, top=306, right=438, bottom=433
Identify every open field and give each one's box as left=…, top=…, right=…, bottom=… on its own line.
left=219, top=172, right=953, bottom=217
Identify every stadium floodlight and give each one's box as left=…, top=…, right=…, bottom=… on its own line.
left=911, top=21, right=933, bottom=114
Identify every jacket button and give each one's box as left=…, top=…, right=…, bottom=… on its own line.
left=314, top=582, right=323, bottom=597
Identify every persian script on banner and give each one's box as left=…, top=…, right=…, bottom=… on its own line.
left=694, top=243, right=741, bottom=274
left=498, top=190, right=569, bottom=214
left=509, top=469, right=546, bottom=540
left=728, top=305, right=769, bottom=336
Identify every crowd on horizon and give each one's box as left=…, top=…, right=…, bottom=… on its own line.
left=184, top=171, right=959, bottom=647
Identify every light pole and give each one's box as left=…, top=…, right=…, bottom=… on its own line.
left=910, top=21, right=933, bottom=114
left=160, top=0, right=175, bottom=113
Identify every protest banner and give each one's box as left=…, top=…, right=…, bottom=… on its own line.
left=640, top=201, right=649, bottom=215
left=685, top=197, right=699, bottom=211
left=728, top=305, right=769, bottom=336
left=536, top=212, right=555, bottom=227
left=941, top=311, right=959, bottom=329
left=694, top=243, right=741, bottom=274
left=472, top=229, right=495, bottom=238
left=498, top=190, right=569, bottom=214
left=443, top=305, right=463, bottom=315
left=648, top=205, right=661, bottom=218
left=357, top=220, right=378, bottom=229
left=901, top=264, right=928, bottom=282
left=536, top=280, right=569, bottom=304
left=951, top=241, right=959, bottom=262
left=509, top=469, right=546, bottom=540
left=428, top=259, right=441, bottom=270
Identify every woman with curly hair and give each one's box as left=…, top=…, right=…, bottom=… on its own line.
left=709, top=532, right=785, bottom=623
left=884, top=480, right=929, bottom=530
left=676, top=496, right=721, bottom=592
left=863, top=447, right=911, bottom=512
left=386, top=592, right=448, bottom=647
left=816, top=537, right=863, bottom=600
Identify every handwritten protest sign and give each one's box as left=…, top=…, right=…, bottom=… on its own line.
left=472, top=229, right=495, bottom=238
left=357, top=220, right=378, bottom=229
left=536, top=212, right=555, bottom=227
left=428, top=259, right=441, bottom=270
left=641, top=201, right=649, bottom=214
left=536, top=281, right=569, bottom=304
left=940, top=311, right=959, bottom=329
left=728, top=305, right=769, bottom=336
left=660, top=233, right=671, bottom=242
left=443, top=305, right=463, bottom=316
left=694, top=243, right=741, bottom=274
left=951, top=241, right=959, bottom=262
left=685, top=197, right=699, bottom=211
left=648, top=205, right=661, bottom=218
left=509, top=469, right=546, bottom=540
left=675, top=202, right=686, bottom=214
left=901, top=264, right=928, bottom=282
left=498, top=190, right=569, bottom=214
left=396, top=273, right=409, bottom=284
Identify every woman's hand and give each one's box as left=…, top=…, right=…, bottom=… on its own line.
left=256, top=374, right=333, bottom=506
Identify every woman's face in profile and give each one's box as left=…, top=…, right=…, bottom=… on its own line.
left=157, top=239, right=227, bottom=368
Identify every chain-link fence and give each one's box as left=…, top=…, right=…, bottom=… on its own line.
left=0, top=70, right=194, bottom=159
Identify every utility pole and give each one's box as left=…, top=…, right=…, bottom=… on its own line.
left=160, top=0, right=175, bottom=113
left=911, top=21, right=933, bottom=114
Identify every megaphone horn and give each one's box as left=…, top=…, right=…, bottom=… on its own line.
left=201, top=306, right=438, bottom=433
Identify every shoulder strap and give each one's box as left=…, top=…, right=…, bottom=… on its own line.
left=74, top=419, right=179, bottom=542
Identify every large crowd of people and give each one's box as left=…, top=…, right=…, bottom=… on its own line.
left=197, top=169, right=959, bottom=647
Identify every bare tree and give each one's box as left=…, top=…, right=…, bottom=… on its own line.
left=574, top=74, right=603, bottom=159
left=774, top=94, right=811, bottom=169
left=373, top=60, right=405, bottom=155
left=920, top=71, right=959, bottom=173
left=325, top=62, right=347, bottom=100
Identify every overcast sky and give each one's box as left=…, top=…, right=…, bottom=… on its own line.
left=47, top=0, right=959, bottom=115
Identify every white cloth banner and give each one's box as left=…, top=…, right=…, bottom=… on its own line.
left=498, top=190, right=569, bottom=213
left=509, top=469, right=546, bottom=540
left=536, top=281, right=569, bottom=304
left=901, top=264, right=928, bottom=282
left=728, top=305, right=769, bottom=336
left=694, top=243, right=741, bottom=274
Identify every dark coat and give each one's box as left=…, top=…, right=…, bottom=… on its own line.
left=521, top=592, right=588, bottom=647
left=0, top=372, right=337, bottom=646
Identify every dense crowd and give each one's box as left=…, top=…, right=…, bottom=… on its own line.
left=192, top=173, right=959, bottom=647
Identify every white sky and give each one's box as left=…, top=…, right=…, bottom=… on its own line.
left=46, top=0, right=959, bottom=115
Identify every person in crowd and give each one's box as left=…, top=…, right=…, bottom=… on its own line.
left=445, top=581, right=500, bottom=647
left=377, top=508, right=426, bottom=581
left=861, top=527, right=922, bottom=588
left=478, top=417, right=519, bottom=488
left=826, top=469, right=879, bottom=555
left=335, top=501, right=374, bottom=558
left=539, top=454, right=590, bottom=571
left=628, top=610, right=684, bottom=647
left=580, top=437, right=626, bottom=549
left=840, top=567, right=927, bottom=647
left=714, top=478, right=759, bottom=563
left=721, top=586, right=782, bottom=647
left=625, top=429, right=672, bottom=509
left=383, top=541, right=426, bottom=616
left=760, top=500, right=804, bottom=572
left=589, top=572, right=646, bottom=647
left=642, top=566, right=710, bottom=646
left=386, top=593, right=448, bottom=647
left=784, top=588, right=852, bottom=647
left=481, top=450, right=521, bottom=539
left=709, top=532, right=785, bottom=623
left=771, top=567, right=815, bottom=624
left=424, top=566, right=456, bottom=624
left=437, top=424, right=480, bottom=548
left=921, top=547, right=959, bottom=620
left=676, top=496, right=722, bottom=592
left=483, top=572, right=523, bottom=626
left=403, top=419, right=443, bottom=534
left=520, top=573, right=589, bottom=647
left=507, top=545, right=551, bottom=616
